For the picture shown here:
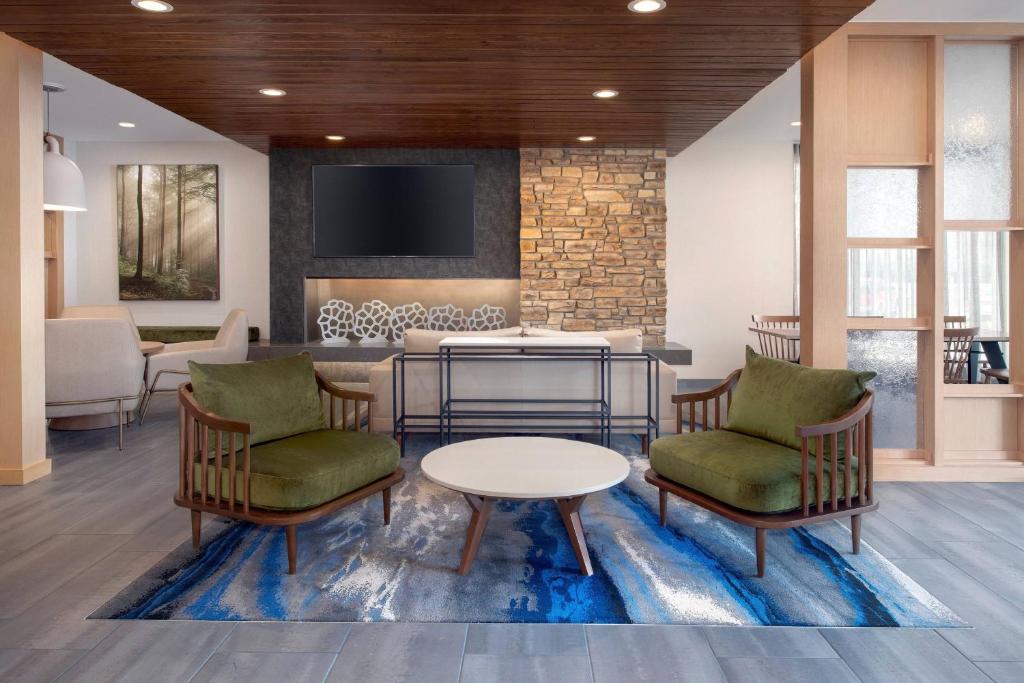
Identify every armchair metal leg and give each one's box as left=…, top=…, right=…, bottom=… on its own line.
left=139, top=388, right=153, bottom=425
left=117, top=398, right=124, bottom=451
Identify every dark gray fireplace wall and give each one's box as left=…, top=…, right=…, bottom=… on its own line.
left=270, top=148, right=520, bottom=342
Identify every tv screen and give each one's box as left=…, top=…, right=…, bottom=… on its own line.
left=312, top=164, right=475, bottom=257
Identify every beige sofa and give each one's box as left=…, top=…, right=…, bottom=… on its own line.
left=368, top=327, right=677, bottom=441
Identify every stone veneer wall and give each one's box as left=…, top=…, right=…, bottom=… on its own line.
left=519, top=148, right=667, bottom=346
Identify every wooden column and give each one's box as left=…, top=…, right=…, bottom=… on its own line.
left=799, top=29, right=848, bottom=368
left=1013, top=41, right=1024, bottom=457
left=920, top=37, right=944, bottom=466
left=0, top=33, right=50, bottom=485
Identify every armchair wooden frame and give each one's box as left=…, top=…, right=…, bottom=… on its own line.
left=174, top=371, right=405, bottom=574
left=645, top=369, right=877, bottom=577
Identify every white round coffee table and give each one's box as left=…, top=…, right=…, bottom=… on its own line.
left=421, top=436, right=629, bottom=576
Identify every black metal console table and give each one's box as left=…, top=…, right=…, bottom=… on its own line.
left=392, top=337, right=660, bottom=453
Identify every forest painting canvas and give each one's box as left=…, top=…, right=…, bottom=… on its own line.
left=117, top=164, right=219, bottom=300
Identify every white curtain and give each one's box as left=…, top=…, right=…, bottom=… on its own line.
left=847, top=249, right=918, bottom=319
left=944, top=231, right=1010, bottom=334
left=844, top=235, right=1009, bottom=333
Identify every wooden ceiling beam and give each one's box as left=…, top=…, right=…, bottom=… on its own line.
left=0, top=0, right=869, bottom=153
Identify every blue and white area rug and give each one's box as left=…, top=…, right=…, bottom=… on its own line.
left=93, top=435, right=962, bottom=627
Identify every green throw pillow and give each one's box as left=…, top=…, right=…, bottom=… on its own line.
left=189, top=352, right=325, bottom=447
left=723, top=346, right=875, bottom=451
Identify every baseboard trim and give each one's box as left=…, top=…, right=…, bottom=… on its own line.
left=0, top=458, right=52, bottom=485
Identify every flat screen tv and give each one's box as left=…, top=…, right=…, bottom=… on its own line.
left=312, top=164, right=475, bottom=257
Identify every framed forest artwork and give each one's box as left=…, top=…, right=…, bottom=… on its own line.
left=117, top=164, right=219, bottom=301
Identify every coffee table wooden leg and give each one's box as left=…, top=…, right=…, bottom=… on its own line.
left=556, top=496, right=593, bottom=576
left=459, top=494, right=495, bottom=575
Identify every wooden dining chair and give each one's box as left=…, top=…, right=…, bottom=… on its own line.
left=981, top=367, right=1010, bottom=384
left=943, top=326, right=979, bottom=384
left=944, top=315, right=968, bottom=329
left=750, top=315, right=800, bottom=363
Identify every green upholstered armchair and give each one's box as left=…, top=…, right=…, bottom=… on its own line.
left=175, top=353, right=405, bottom=574
left=645, top=347, right=877, bottom=577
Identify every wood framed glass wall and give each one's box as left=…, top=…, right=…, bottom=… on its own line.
left=801, top=23, right=1024, bottom=481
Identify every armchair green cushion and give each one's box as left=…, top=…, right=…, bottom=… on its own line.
left=724, top=346, right=875, bottom=451
left=650, top=430, right=858, bottom=514
left=195, top=429, right=401, bottom=511
left=188, top=353, right=325, bottom=447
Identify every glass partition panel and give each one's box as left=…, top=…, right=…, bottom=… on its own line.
left=848, top=249, right=917, bottom=318
left=847, top=168, right=920, bottom=237
left=944, top=230, right=1010, bottom=383
left=848, top=331, right=921, bottom=449
left=944, top=43, right=1013, bottom=221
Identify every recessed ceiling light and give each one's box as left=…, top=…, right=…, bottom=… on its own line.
left=118, top=121, right=136, bottom=128
left=592, top=89, right=619, bottom=99
left=577, top=135, right=596, bottom=142
left=628, top=0, right=667, bottom=13
left=325, top=135, right=346, bottom=142
left=790, top=121, right=802, bottom=127
left=131, top=0, right=174, bottom=12
left=259, top=88, right=287, bottom=97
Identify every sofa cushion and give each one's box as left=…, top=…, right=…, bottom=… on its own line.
left=404, top=326, right=523, bottom=354
left=189, top=353, right=325, bottom=447
left=523, top=327, right=643, bottom=353
left=138, top=325, right=260, bottom=344
left=195, top=429, right=400, bottom=511
left=724, top=346, right=875, bottom=451
left=649, top=430, right=858, bottom=514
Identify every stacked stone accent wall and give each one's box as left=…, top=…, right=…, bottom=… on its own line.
left=519, top=148, right=667, bottom=346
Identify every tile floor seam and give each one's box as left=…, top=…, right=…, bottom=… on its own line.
left=320, top=652, right=340, bottom=683
left=900, top=486, right=1024, bottom=553
left=930, top=541, right=1024, bottom=614
left=50, top=622, right=128, bottom=683
left=456, top=622, right=469, bottom=683
left=0, top=535, right=132, bottom=623
left=582, top=622, right=597, bottom=683
left=38, top=649, right=88, bottom=683
left=897, top=556, right=1024, bottom=641
left=185, top=623, right=237, bottom=683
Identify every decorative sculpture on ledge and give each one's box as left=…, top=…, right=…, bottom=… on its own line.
left=353, top=299, right=393, bottom=343
left=317, top=299, right=508, bottom=342
left=427, top=303, right=467, bottom=332
left=390, top=302, right=429, bottom=344
left=316, top=299, right=355, bottom=344
left=467, top=304, right=507, bottom=331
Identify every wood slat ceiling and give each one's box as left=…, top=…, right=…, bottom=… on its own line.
left=0, top=1, right=871, bottom=154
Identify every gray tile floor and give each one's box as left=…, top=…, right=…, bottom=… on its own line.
left=1, top=395, right=1022, bottom=682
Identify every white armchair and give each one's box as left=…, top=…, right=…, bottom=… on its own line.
left=139, top=309, right=250, bottom=421
left=61, top=305, right=141, bottom=344
left=45, top=318, right=146, bottom=449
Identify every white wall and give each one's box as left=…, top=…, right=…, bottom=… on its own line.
left=666, top=67, right=800, bottom=379
left=70, top=141, right=270, bottom=337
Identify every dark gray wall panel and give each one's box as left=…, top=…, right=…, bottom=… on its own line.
left=270, top=148, right=520, bottom=342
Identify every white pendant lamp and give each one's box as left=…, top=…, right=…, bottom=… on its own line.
left=42, top=83, right=86, bottom=212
